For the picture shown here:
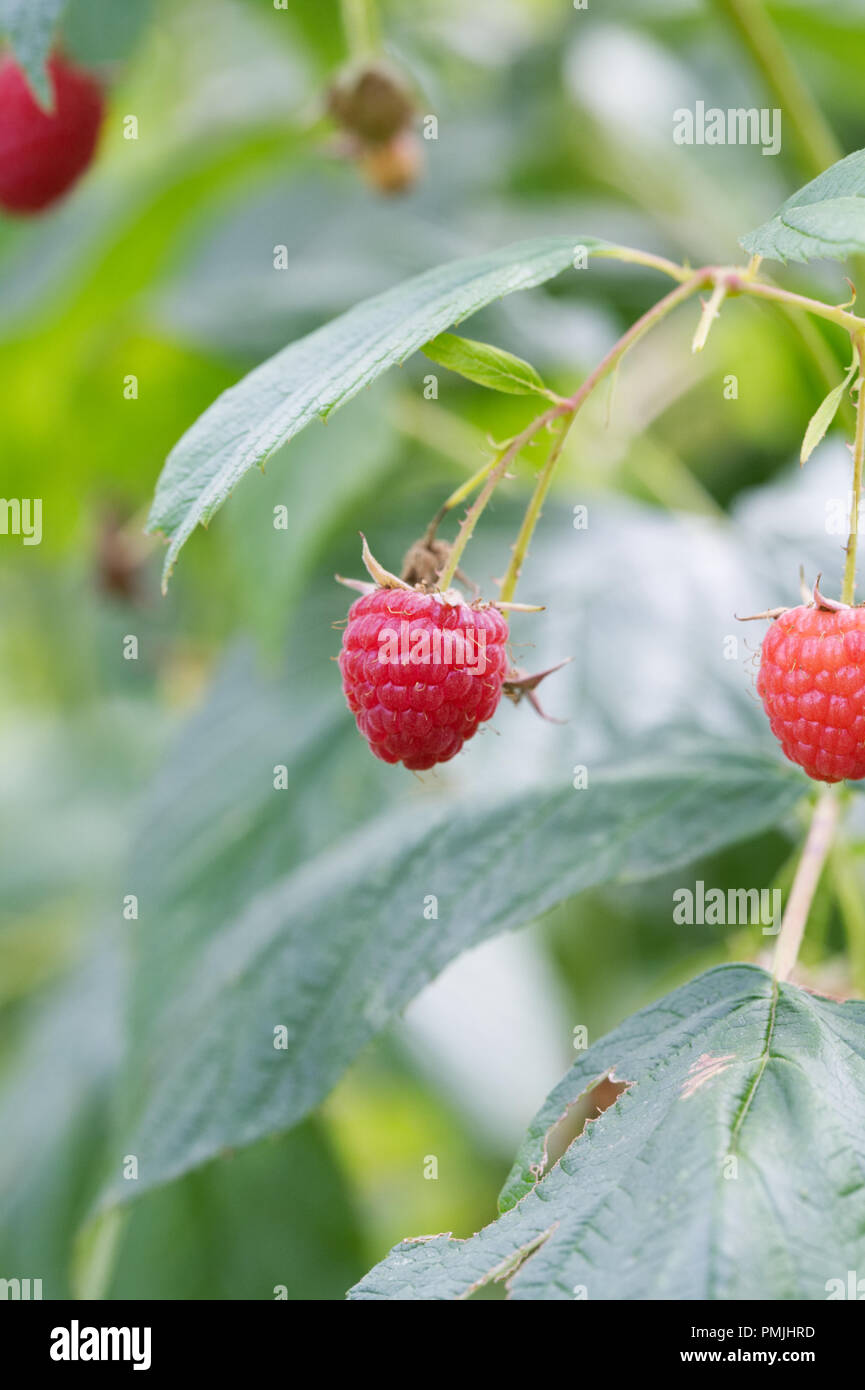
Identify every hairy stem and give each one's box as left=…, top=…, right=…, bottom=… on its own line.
left=563, top=274, right=710, bottom=416
left=492, top=275, right=707, bottom=600
left=424, top=455, right=508, bottom=543
left=726, top=275, right=865, bottom=338
left=340, top=0, right=378, bottom=57
left=439, top=258, right=865, bottom=603
left=829, top=843, right=865, bottom=993
left=692, top=281, right=729, bottom=353
left=437, top=409, right=559, bottom=590
left=592, top=244, right=693, bottom=284
left=772, top=786, right=841, bottom=982
left=710, top=0, right=840, bottom=179
left=769, top=297, right=859, bottom=434
left=499, top=413, right=575, bottom=603
left=842, top=338, right=865, bottom=604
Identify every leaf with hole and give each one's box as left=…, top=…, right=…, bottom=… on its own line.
left=99, top=739, right=805, bottom=1210
left=349, top=964, right=865, bottom=1300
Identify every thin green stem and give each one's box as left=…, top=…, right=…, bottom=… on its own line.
left=692, top=280, right=729, bottom=353
left=499, top=413, right=576, bottom=603
left=340, top=0, right=378, bottom=58
left=726, top=274, right=865, bottom=339
left=592, top=244, right=693, bottom=284
left=436, top=259, right=865, bottom=607
left=494, top=274, right=706, bottom=601
left=769, top=296, right=859, bottom=434
left=436, top=409, right=559, bottom=591
left=710, top=0, right=840, bottom=179
left=424, top=454, right=509, bottom=543
left=772, top=786, right=841, bottom=982
left=829, top=842, right=865, bottom=993
left=842, top=339, right=865, bottom=604
left=562, top=274, right=709, bottom=414
left=594, top=254, right=865, bottom=341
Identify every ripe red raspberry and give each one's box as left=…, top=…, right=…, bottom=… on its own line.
left=757, top=603, right=865, bottom=782
left=339, top=587, right=509, bottom=771
left=0, top=53, right=105, bottom=215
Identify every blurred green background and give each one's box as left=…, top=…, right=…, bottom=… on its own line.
left=2, top=0, right=865, bottom=1300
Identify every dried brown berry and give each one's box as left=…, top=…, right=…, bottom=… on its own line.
left=327, top=60, right=415, bottom=145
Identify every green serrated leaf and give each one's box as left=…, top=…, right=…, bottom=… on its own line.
left=100, top=743, right=804, bottom=1209
left=104, top=1121, right=365, bottom=1299
left=0, top=0, right=66, bottom=106
left=800, top=359, right=858, bottom=464
left=0, top=947, right=120, bottom=1298
left=147, top=236, right=608, bottom=587
left=741, top=148, right=865, bottom=263
left=349, top=964, right=865, bottom=1300
left=421, top=331, right=549, bottom=396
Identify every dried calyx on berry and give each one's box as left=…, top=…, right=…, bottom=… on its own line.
left=738, top=574, right=853, bottom=624
left=95, top=506, right=149, bottom=602
left=336, top=537, right=565, bottom=771
left=400, top=533, right=479, bottom=592
left=327, top=59, right=415, bottom=145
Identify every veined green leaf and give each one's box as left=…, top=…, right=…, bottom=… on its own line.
left=0, top=948, right=120, bottom=1298
left=421, top=331, right=549, bottom=396
left=349, top=964, right=865, bottom=1300
left=146, top=236, right=608, bottom=587
left=101, top=744, right=805, bottom=1208
left=105, top=1122, right=365, bottom=1300
left=741, top=148, right=865, bottom=263
left=800, top=359, right=858, bottom=464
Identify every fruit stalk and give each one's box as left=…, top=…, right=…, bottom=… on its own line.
left=727, top=276, right=865, bottom=339
left=424, top=454, right=513, bottom=545
left=772, top=785, right=840, bottom=982
left=436, top=409, right=560, bottom=590
left=842, top=338, right=865, bottom=604
left=710, top=0, right=840, bottom=179
left=592, top=244, right=694, bottom=284
left=828, top=843, right=865, bottom=993
left=496, top=273, right=707, bottom=602
left=437, top=259, right=865, bottom=614
left=498, top=413, right=574, bottom=604
left=340, top=0, right=378, bottom=56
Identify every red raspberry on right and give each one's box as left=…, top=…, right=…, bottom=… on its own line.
left=757, top=603, right=865, bottom=782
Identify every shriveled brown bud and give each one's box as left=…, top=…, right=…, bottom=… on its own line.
left=95, top=507, right=148, bottom=602
left=327, top=60, right=415, bottom=145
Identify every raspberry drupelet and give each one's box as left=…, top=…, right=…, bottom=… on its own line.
left=339, top=587, right=509, bottom=771
left=757, top=603, right=865, bottom=782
